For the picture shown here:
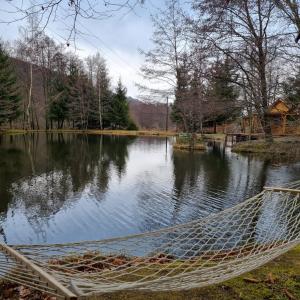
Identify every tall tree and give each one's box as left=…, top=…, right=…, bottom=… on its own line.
left=48, top=50, right=69, bottom=129
left=109, top=79, right=134, bottom=129
left=206, top=58, right=240, bottom=131
left=274, top=0, right=300, bottom=43
left=86, top=53, right=111, bottom=129
left=0, top=44, right=21, bottom=126
left=139, top=0, right=188, bottom=99
left=283, top=65, right=300, bottom=104
left=15, top=14, right=42, bottom=129
left=192, top=0, right=292, bottom=142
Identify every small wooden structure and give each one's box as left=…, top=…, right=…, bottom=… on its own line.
left=242, top=100, right=300, bottom=135
left=225, top=133, right=263, bottom=146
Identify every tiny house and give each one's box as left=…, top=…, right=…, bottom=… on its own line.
left=242, top=100, right=300, bottom=135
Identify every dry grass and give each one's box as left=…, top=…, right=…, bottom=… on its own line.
left=99, top=245, right=300, bottom=300
left=1, top=246, right=300, bottom=299
left=0, top=129, right=176, bottom=137
left=173, top=143, right=206, bottom=151
left=203, top=133, right=226, bottom=141
left=232, top=136, right=300, bottom=155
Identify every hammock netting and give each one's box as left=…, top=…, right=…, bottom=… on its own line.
left=0, top=181, right=300, bottom=299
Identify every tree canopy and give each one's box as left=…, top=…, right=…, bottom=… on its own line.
left=0, top=44, right=21, bottom=126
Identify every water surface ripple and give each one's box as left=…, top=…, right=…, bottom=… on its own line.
left=0, top=133, right=299, bottom=245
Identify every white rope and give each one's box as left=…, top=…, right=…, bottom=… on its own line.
left=0, top=180, right=300, bottom=299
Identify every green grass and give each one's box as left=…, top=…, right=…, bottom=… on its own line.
left=98, top=246, right=300, bottom=300
left=203, top=133, right=226, bottom=141
left=0, top=246, right=299, bottom=299
left=232, top=137, right=300, bottom=156
left=173, top=135, right=206, bottom=151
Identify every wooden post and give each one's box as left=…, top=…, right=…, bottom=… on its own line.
left=283, top=114, right=287, bottom=135
left=0, top=244, right=78, bottom=299
left=166, top=96, right=169, bottom=132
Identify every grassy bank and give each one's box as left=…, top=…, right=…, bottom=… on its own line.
left=0, top=129, right=229, bottom=142
left=173, top=134, right=206, bottom=151
left=1, top=246, right=299, bottom=299
left=203, top=133, right=226, bottom=141
left=232, top=136, right=300, bottom=155
left=0, top=129, right=176, bottom=137
left=173, top=142, right=206, bottom=151
left=101, top=246, right=300, bottom=300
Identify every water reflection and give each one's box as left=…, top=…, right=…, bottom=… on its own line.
left=0, top=134, right=299, bottom=245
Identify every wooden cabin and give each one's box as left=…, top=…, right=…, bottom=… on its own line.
left=242, top=99, right=300, bottom=135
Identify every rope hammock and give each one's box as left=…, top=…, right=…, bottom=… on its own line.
left=0, top=180, right=300, bottom=299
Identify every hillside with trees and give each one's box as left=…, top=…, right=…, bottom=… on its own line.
left=1, top=0, right=300, bottom=138
left=0, top=16, right=137, bottom=131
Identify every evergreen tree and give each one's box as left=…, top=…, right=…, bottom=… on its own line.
left=109, top=79, right=137, bottom=130
left=0, top=44, right=21, bottom=126
left=48, top=75, right=69, bottom=129
left=48, top=52, right=70, bottom=129
left=283, top=66, right=300, bottom=105
left=207, top=58, right=240, bottom=124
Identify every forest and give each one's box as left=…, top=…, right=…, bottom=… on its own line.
left=0, top=0, right=300, bottom=142
left=0, top=17, right=137, bottom=131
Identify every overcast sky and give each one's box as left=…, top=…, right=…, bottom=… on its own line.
left=0, top=1, right=166, bottom=98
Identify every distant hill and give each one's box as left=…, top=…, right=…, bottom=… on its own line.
left=128, top=97, right=175, bottom=130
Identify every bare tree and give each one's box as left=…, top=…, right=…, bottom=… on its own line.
left=14, top=14, right=43, bottom=129
left=191, top=0, right=296, bottom=141
left=86, top=53, right=111, bottom=129
left=38, top=35, right=61, bottom=129
left=274, top=0, right=300, bottom=42
left=3, top=0, right=145, bottom=44
left=139, top=0, right=189, bottom=99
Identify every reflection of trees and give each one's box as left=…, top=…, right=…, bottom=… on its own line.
left=200, top=142, right=231, bottom=196
left=139, top=141, right=298, bottom=233
left=172, top=142, right=231, bottom=198
left=168, top=143, right=231, bottom=224
left=172, top=151, right=204, bottom=197
left=0, top=133, right=135, bottom=220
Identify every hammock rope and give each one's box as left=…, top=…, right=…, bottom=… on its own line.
left=1, top=180, right=300, bottom=299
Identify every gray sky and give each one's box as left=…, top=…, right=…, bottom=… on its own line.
left=0, top=1, right=165, bottom=98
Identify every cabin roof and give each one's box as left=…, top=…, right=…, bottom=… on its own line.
left=267, top=99, right=290, bottom=115
left=243, top=99, right=300, bottom=119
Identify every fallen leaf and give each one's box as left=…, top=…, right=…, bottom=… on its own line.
left=243, top=277, right=260, bottom=283
left=19, top=286, right=32, bottom=298
left=266, top=272, right=275, bottom=284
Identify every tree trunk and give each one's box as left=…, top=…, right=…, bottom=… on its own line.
left=262, top=112, right=273, bottom=143
left=26, top=64, right=33, bottom=129
left=98, top=82, right=103, bottom=130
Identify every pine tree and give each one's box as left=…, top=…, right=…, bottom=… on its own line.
left=48, top=75, right=69, bottom=129
left=0, top=44, right=21, bottom=126
left=283, top=66, right=300, bottom=105
left=48, top=51, right=70, bottom=129
left=207, top=58, right=240, bottom=125
left=109, top=79, right=136, bottom=130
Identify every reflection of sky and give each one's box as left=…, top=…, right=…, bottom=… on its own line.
left=0, top=136, right=300, bottom=245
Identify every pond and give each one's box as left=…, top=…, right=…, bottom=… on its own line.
left=0, top=133, right=299, bottom=245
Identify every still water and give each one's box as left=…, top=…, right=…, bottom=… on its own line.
left=0, top=133, right=299, bottom=245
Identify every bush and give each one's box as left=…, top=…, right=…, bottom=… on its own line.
left=127, top=119, right=138, bottom=131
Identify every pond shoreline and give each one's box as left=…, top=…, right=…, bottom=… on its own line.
left=232, top=136, right=300, bottom=155
left=0, top=129, right=228, bottom=140
left=0, top=129, right=176, bottom=137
